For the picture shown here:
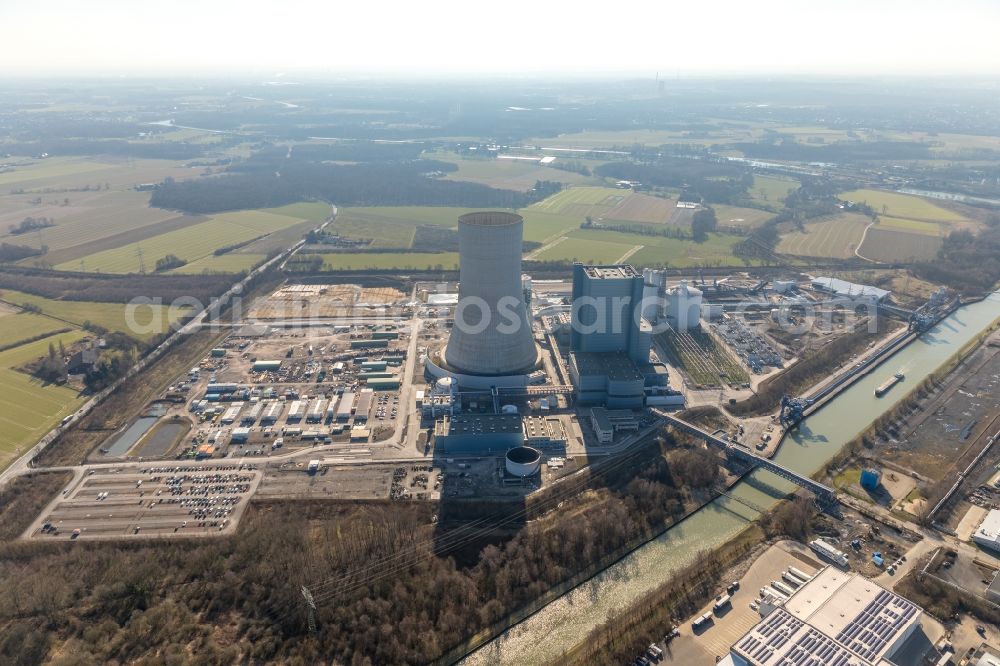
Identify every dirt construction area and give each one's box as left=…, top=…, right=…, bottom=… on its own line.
left=25, top=464, right=261, bottom=540
left=882, top=336, right=1000, bottom=481
left=248, top=283, right=408, bottom=319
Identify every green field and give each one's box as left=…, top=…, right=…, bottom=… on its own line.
left=170, top=253, right=266, bottom=274
left=750, top=175, right=798, bottom=205
left=0, top=330, right=88, bottom=471
left=857, top=228, right=943, bottom=262
left=777, top=213, right=870, bottom=259
left=57, top=207, right=318, bottom=273
left=876, top=217, right=942, bottom=236
left=534, top=236, right=636, bottom=264
left=840, top=188, right=964, bottom=221
left=528, top=186, right=624, bottom=217
left=0, top=289, right=182, bottom=343
left=0, top=311, right=70, bottom=348
left=713, top=205, right=775, bottom=229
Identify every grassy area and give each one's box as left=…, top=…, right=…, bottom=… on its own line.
left=713, top=204, right=775, bottom=229
left=566, top=228, right=751, bottom=268
left=534, top=236, right=635, bottom=264
left=0, top=289, right=181, bottom=342
left=750, top=175, right=798, bottom=205
left=169, top=253, right=265, bottom=274
left=528, top=186, right=624, bottom=217
left=840, top=188, right=965, bottom=221
left=777, top=213, right=870, bottom=259
left=876, top=217, right=942, bottom=236
left=0, top=311, right=70, bottom=348
left=56, top=208, right=312, bottom=273
left=0, top=330, right=88, bottom=471
left=833, top=467, right=862, bottom=488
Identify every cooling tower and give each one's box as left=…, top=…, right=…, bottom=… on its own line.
left=444, top=212, right=538, bottom=375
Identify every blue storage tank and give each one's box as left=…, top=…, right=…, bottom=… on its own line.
left=860, top=468, right=881, bottom=491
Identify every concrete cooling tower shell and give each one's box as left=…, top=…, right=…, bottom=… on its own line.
left=444, top=212, right=538, bottom=376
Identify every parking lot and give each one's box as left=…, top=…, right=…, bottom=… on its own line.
left=26, top=464, right=262, bottom=540
left=661, top=541, right=822, bottom=664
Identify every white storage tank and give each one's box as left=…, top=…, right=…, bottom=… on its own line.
left=505, top=446, right=542, bottom=477
left=435, top=377, right=456, bottom=395
left=664, top=280, right=703, bottom=330
left=501, top=404, right=519, bottom=415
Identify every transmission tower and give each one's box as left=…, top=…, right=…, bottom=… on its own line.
left=136, top=245, right=146, bottom=274
left=301, top=586, right=317, bottom=634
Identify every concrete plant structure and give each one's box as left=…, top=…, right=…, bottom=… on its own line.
left=443, top=212, right=538, bottom=377
left=664, top=279, right=703, bottom=330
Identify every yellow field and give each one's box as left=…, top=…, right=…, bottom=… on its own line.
left=777, top=213, right=870, bottom=259
left=840, top=189, right=964, bottom=221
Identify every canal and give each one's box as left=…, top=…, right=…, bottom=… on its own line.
left=462, top=292, right=1000, bottom=665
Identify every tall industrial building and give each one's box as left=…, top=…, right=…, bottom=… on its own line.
left=568, top=263, right=672, bottom=409
left=570, top=264, right=650, bottom=364
left=444, top=212, right=538, bottom=376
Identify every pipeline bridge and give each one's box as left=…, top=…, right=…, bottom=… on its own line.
left=661, top=413, right=838, bottom=510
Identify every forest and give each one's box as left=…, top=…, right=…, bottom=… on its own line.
left=595, top=159, right=754, bottom=205
left=150, top=160, right=559, bottom=214
left=914, top=219, right=1000, bottom=294
left=0, top=433, right=721, bottom=665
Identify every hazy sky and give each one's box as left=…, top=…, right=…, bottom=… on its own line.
left=2, top=0, right=999, bottom=76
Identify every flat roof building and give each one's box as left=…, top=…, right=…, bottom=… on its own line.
left=434, top=413, right=524, bottom=453
left=723, top=566, right=935, bottom=666
left=569, top=351, right=645, bottom=408
left=974, top=509, right=1000, bottom=552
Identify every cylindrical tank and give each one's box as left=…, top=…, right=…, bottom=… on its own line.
left=501, top=404, right=519, bottom=415
left=665, top=280, right=703, bottom=330
left=445, top=212, right=537, bottom=376
left=435, top=377, right=455, bottom=394
left=505, top=446, right=542, bottom=477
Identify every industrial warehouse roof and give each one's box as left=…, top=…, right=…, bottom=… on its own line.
left=974, top=509, right=1000, bottom=550
left=435, top=414, right=523, bottom=436
left=811, top=277, right=890, bottom=301
left=571, top=351, right=643, bottom=381
left=730, top=567, right=922, bottom=666
left=582, top=264, right=640, bottom=279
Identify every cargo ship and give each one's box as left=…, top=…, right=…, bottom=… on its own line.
left=874, top=371, right=904, bottom=397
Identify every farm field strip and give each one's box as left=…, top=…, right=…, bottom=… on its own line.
left=56, top=208, right=314, bottom=273
left=0, top=289, right=182, bottom=342
left=857, top=227, right=943, bottom=262
left=318, top=251, right=461, bottom=271
left=169, top=253, right=265, bottom=274
left=0, top=329, right=88, bottom=471
left=776, top=213, right=870, bottom=259
left=840, top=188, right=965, bottom=221
left=0, top=311, right=72, bottom=348
left=876, top=217, right=942, bottom=236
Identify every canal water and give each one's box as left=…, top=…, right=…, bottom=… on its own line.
left=462, top=292, right=1000, bottom=665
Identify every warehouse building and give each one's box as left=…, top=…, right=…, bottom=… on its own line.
left=974, top=510, right=1000, bottom=552
left=434, top=414, right=524, bottom=453
left=811, top=276, right=890, bottom=302
left=252, top=360, right=282, bottom=372
left=589, top=407, right=640, bottom=444
left=722, top=566, right=936, bottom=666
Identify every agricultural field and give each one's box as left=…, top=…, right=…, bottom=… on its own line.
left=533, top=236, right=637, bottom=265
left=528, top=126, right=757, bottom=148
left=601, top=193, right=676, bottom=224
left=56, top=205, right=323, bottom=274
left=435, top=153, right=596, bottom=190
left=170, top=253, right=265, bottom=274
left=777, top=213, right=870, bottom=259
left=713, top=204, right=775, bottom=229
left=749, top=175, right=798, bottom=205
left=0, top=289, right=183, bottom=343
left=857, top=227, right=943, bottom=262
left=839, top=188, right=965, bottom=222
left=876, top=217, right=942, bottom=236
left=0, top=311, right=70, bottom=349
left=528, top=186, right=625, bottom=218
left=0, top=329, right=88, bottom=472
